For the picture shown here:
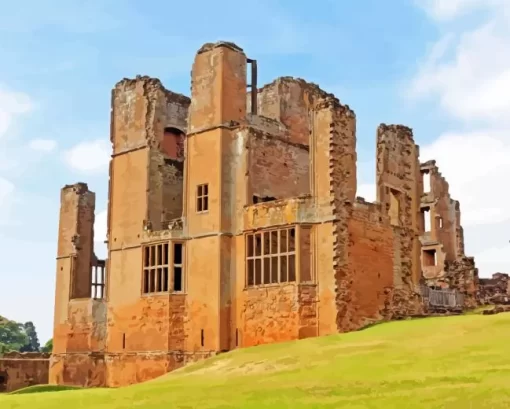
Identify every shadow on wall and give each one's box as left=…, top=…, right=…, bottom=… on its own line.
left=0, top=370, right=7, bottom=393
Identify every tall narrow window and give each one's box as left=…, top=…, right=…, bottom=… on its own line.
left=423, top=171, right=431, bottom=193
left=300, top=226, right=312, bottom=282
left=423, top=208, right=431, bottom=233
left=173, top=243, right=183, bottom=292
left=245, top=227, right=296, bottom=287
left=196, top=184, right=209, bottom=212
left=142, top=243, right=169, bottom=294
left=91, top=261, right=106, bottom=299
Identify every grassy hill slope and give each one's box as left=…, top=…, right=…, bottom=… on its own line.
left=2, top=313, right=510, bottom=408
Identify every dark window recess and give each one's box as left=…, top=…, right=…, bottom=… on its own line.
left=122, top=333, right=126, bottom=350
left=252, top=195, right=276, bottom=204
left=173, top=243, right=183, bottom=292
left=201, top=329, right=205, bottom=347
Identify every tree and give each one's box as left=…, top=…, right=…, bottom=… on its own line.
left=0, top=317, right=28, bottom=353
left=19, top=321, right=40, bottom=352
left=41, top=339, right=53, bottom=353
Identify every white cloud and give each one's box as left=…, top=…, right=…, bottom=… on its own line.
left=411, top=0, right=510, bottom=276
left=417, top=0, right=508, bottom=20
left=28, top=138, right=57, bottom=152
left=411, top=20, right=510, bottom=123
left=63, top=139, right=110, bottom=173
left=419, top=131, right=510, bottom=226
left=0, top=87, right=33, bottom=138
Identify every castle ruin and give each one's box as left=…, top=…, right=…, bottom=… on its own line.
left=15, top=41, right=479, bottom=389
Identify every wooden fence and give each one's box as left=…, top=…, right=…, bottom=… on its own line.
left=420, top=285, right=464, bottom=309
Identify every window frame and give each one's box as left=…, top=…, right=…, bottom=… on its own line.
left=196, top=183, right=209, bottom=213
left=244, top=226, right=297, bottom=288
left=141, top=241, right=186, bottom=295
left=91, top=261, right=106, bottom=300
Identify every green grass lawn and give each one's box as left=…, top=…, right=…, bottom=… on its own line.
left=2, top=313, right=509, bottom=408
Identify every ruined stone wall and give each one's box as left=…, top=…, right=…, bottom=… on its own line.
left=376, top=124, right=423, bottom=316
left=248, top=130, right=309, bottom=201
left=419, top=161, right=478, bottom=302
left=419, top=161, right=461, bottom=286
left=52, top=184, right=98, bottom=355
left=478, top=273, right=510, bottom=304
left=105, top=351, right=213, bottom=388
left=109, top=76, right=189, bottom=238
left=49, top=353, right=105, bottom=387
left=107, top=76, right=189, bottom=345
left=50, top=183, right=109, bottom=387
left=253, top=77, right=333, bottom=146
left=420, top=161, right=458, bottom=261
left=347, top=200, right=394, bottom=327
left=310, top=97, right=359, bottom=333
left=444, top=256, right=479, bottom=307
left=242, top=285, right=299, bottom=347
left=65, top=299, right=107, bottom=353
left=240, top=284, right=317, bottom=347
left=0, top=353, right=49, bottom=393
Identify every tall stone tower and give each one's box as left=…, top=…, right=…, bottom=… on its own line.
left=49, top=183, right=107, bottom=386
left=105, top=77, right=190, bottom=385
left=184, top=42, right=248, bottom=352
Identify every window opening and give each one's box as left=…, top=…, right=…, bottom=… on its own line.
left=91, top=261, right=106, bottom=299
left=423, top=171, right=431, bottom=193
left=300, top=226, right=312, bottom=282
left=173, top=243, right=183, bottom=292
left=252, top=195, right=276, bottom=204
left=142, top=243, right=169, bottom=294
left=196, top=184, right=209, bottom=212
left=423, top=249, right=437, bottom=267
left=388, top=188, right=400, bottom=226
left=423, top=208, right=431, bottom=233
left=247, top=58, right=258, bottom=115
left=246, top=227, right=297, bottom=287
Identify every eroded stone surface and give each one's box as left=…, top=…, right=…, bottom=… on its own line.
left=0, top=352, right=50, bottom=393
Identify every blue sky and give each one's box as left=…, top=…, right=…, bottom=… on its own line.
left=1, top=0, right=509, bottom=344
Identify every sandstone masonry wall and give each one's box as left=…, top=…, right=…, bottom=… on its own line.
left=347, top=201, right=394, bottom=326
left=376, top=124, right=423, bottom=317
left=0, top=353, right=50, bottom=393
